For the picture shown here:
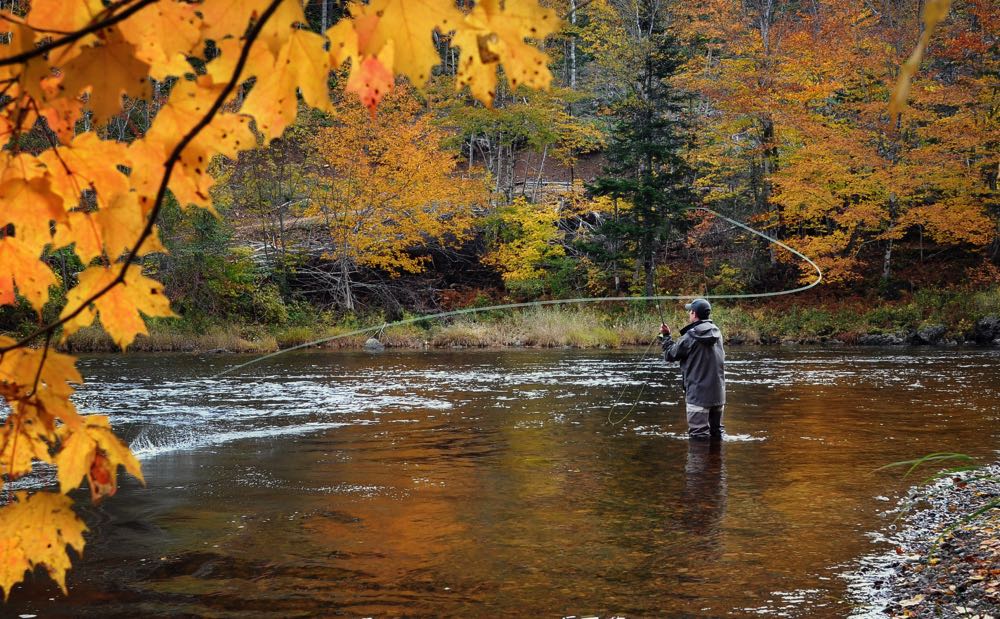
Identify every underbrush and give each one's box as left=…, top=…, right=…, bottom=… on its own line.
left=27, top=285, right=1000, bottom=353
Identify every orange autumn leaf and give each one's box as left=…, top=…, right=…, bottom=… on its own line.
left=37, top=97, right=85, bottom=145
left=53, top=193, right=165, bottom=262
left=132, top=78, right=254, bottom=210
left=345, top=43, right=396, bottom=116
left=0, top=335, right=82, bottom=402
left=257, top=0, right=307, bottom=56
left=25, top=0, right=105, bottom=34
left=52, top=211, right=104, bottom=264
left=327, top=19, right=359, bottom=68
left=285, top=27, right=334, bottom=112
left=55, top=416, right=144, bottom=499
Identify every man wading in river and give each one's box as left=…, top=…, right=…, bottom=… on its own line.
left=659, top=298, right=726, bottom=440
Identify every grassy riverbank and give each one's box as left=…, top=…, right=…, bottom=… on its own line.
left=49, top=287, right=1000, bottom=353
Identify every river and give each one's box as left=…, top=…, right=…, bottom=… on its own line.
left=5, top=347, right=1000, bottom=617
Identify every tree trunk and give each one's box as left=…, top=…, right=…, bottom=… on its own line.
left=644, top=249, right=655, bottom=298
left=341, top=260, right=355, bottom=311
left=882, top=238, right=893, bottom=281
left=569, top=0, right=577, bottom=90
left=757, top=115, right=782, bottom=265
left=533, top=144, right=548, bottom=202
left=883, top=192, right=897, bottom=280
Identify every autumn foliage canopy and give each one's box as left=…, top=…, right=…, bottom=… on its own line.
left=0, top=0, right=558, bottom=598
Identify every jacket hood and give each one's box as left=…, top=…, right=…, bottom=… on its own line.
left=680, top=320, right=721, bottom=345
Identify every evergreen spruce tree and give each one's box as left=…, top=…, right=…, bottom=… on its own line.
left=586, top=11, right=696, bottom=297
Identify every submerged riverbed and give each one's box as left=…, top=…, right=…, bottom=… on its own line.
left=6, top=347, right=1000, bottom=617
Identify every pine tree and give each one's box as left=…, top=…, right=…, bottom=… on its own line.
left=586, top=8, right=696, bottom=297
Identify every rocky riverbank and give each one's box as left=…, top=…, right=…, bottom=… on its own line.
left=848, top=463, right=1000, bottom=618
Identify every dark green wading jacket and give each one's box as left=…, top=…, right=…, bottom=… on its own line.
left=661, top=320, right=726, bottom=408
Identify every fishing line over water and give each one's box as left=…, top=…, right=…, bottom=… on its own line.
left=213, top=208, right=823, bottom=378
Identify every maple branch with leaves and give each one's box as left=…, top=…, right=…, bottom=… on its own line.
left=0, top=0, right=285, bottom=356
left=0, top=0, right=158, bottom=67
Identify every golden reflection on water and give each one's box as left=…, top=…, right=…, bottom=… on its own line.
left=6, top=348, right=1000, bottom=617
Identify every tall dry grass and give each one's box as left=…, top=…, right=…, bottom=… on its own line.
left=61, top=325, right=278, bottom=353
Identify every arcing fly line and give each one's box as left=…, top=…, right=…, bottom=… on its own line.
left=606, top=335, right=659, bottom=426
left=212, top=207, right=822, bottom=379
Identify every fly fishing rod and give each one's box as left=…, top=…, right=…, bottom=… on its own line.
left=212, top=207, right=822, bottom=379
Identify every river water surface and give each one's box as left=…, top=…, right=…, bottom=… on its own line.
left=6, top=347, right=1000, bottom=617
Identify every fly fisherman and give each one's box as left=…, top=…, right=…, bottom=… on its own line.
left=659, top=298, right=726, bottom=440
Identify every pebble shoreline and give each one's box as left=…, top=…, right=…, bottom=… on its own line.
left=847, top=462, right=1000, bottom=618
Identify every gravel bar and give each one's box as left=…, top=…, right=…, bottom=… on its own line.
left=847, top=462, right=1000, bottom=618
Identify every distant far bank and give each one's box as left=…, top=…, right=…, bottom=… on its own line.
left=46, top=287, right=1000, bottom=354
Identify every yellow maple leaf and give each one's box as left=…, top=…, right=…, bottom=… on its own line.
left=128, top=137, right=217, bottom=213
left=0, top=417, right=53, bottom=483
left=286, top=27, right=333, bottom=112
left=204, top=37, right=274, bottom=87
left=52, top=211, right=103, bottom=264
left=0, top=344, right=83, bottom=422
left=38, top=132, right=130, bottom=206
left=0, top=151, right=47, bottom=184
left=0, top=491, right=87, bottom=599
left=241, top=42, right=300, bottom=141
left=54, top=427, right=95, bottom=496
left=0, top=538, right=27, bottom=600
left=199, top=0, right=272, bottom=42
left=152, top=77, right=252, bottom=150
left=118, top=0, right=204, bottom=80
left=97, top=192, right=164, bottom=259
left=0, top=237, right=57, bottom=310
left=452, top=28, right=500, bottom=107
left=258, top=0, right=307, bottom=56
left=60, top=266, right=175, bottom=350
left=0, top=176, right=65, bottom=252
left=60, top=27, right=151, bottom=124
left=54, top=193, right=165, bottom=262
left=327, top=19, right=359, bottom=68
left=352, top=0, right=464, bottom=87
left=454, top=0, right=558, bottom=106
left=0, top=338, right=83, bottom=399
left=133, top=78, right=253, bottom=210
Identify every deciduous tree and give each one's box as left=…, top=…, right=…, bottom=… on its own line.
left=305, top=88, right=486, bottom=310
